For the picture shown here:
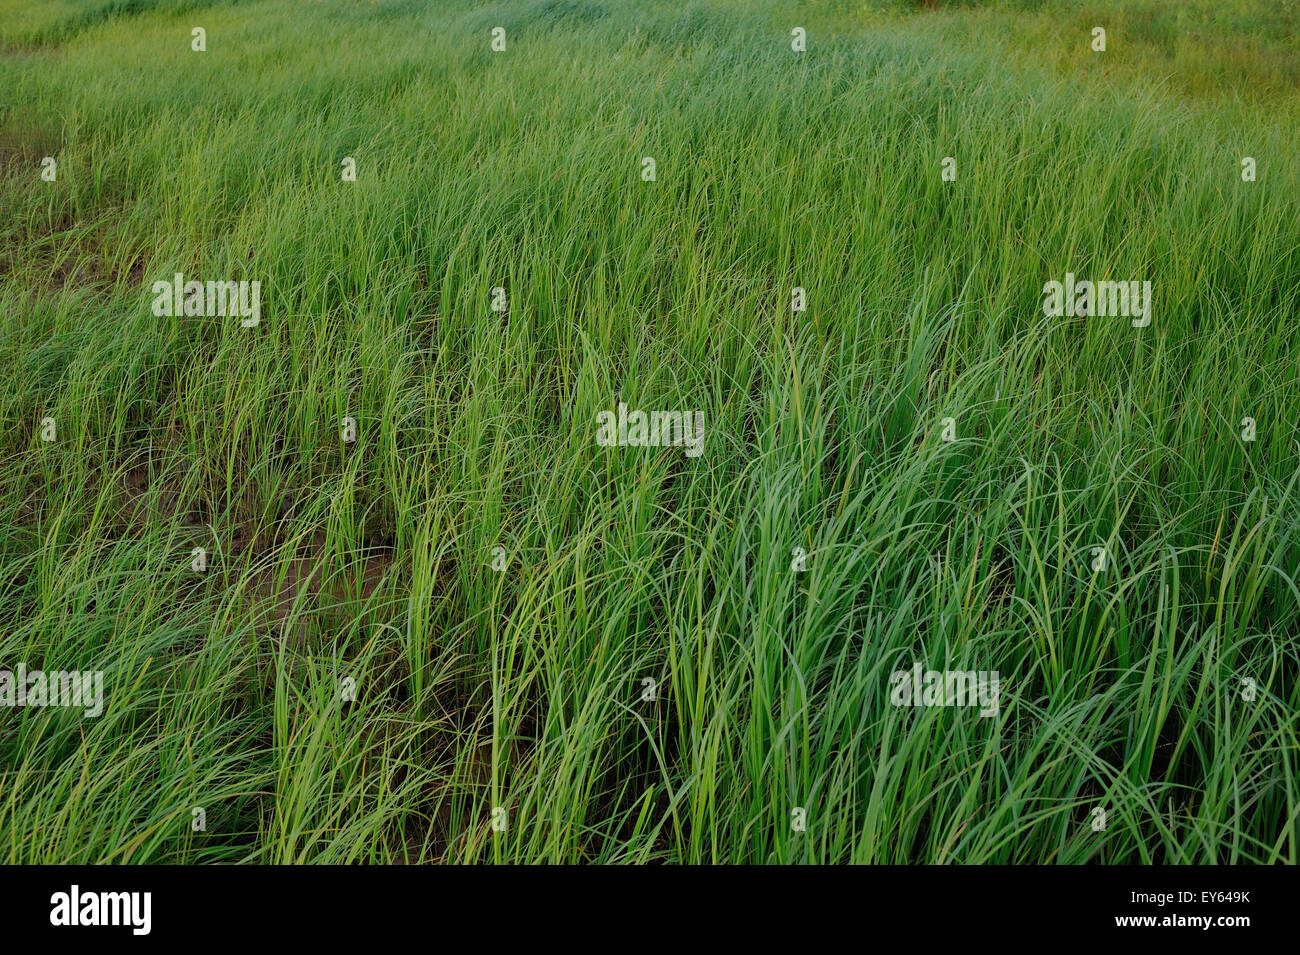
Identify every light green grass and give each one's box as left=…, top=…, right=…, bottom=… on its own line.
left=1, top=0, right=1297, bottom=863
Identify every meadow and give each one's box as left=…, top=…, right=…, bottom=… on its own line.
left=0, top=0, right=1297, bottom=863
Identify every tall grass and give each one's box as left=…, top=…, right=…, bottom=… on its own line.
left=0, top=0, right=1296, bottom=863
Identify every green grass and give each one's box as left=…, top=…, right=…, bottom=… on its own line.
left=1, top=0, right=1297, bottom=863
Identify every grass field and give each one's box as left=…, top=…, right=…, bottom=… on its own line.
left=1, top=0, right=1297, bottom=863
